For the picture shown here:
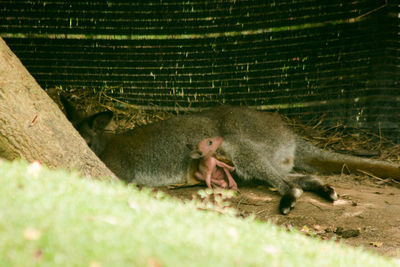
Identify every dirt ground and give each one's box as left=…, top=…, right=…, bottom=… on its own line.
left=160, top=174, right=400, bottom=258
left=57, top=93, right=400, bottom=258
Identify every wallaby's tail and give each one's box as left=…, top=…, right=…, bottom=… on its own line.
left=294, top=137, right=400, bottom=181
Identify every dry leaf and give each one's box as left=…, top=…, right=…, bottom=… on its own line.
left=89, top=261, right=102, bottom=267
left=370, top=242, right=383, bottom=248
left=34, top=249, right=43, bottom=259
left=128, top=201, right=139, bottom=211
left=262, top=245, right=279, bottom=254
left=313, top=224, right=321, bottom=230
left=227, top=227, right=239, bottom=241
left=300, top=225, right=310, bottom=233
left=147, top=258, right=163, bottom=267
left=23, top=227, right=42, bottom=241
left=100, top=216, right=118, bottom=225
left=27, top=161, right=42, bottom=178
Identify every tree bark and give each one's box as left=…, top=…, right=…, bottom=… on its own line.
left=0, top=37, right=117, bottom=181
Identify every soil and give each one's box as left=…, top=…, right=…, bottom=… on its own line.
left=160, top=174, right=400, bottom=258
left=56, top=93, right=400, bottom=258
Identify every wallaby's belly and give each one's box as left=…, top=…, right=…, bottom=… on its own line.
left=218, top=106, right=296, bottom=177
left=100, top=106, right=296, bottom=186
left=100, top=115, right=220, bottom=185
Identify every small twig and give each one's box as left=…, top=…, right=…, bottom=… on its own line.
left=255, top=209, right=270, bottom=215
left=378, top=122, right=382, bottom=150
left=167, top=184, right=202, bottom=190
left=100, top=92, right=141, bottom=110
left=236, top=197, right=244, bottom=209
left=28, top=115, right=38, bottom=127
left=312, top=115, right=325, bottom=129
left=391, top=179, right=400, bottom=185
left=356, top=169, right=387, bottom=182
left=231, top=199, right=264, bottom=207
left=341, top=164, right=350, bottom=176
left=309, top=202, right=323, bottom=211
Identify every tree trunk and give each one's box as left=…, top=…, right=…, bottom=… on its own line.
left=0, top=37, right=117, bottom=181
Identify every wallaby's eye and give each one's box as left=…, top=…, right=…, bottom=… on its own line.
left=208, top=140, right=213, bottom=146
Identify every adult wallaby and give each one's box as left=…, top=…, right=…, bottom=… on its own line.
left=61, top=96, right=400, bottom=214
left=187, top=136, right=238, bottom=191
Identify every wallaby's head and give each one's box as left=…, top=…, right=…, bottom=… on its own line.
left=187, top=137, right=223, bottom=159
left=60, top=95, right=113, bottom=155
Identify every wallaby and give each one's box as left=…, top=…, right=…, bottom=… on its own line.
left=61, top=96, right=400, bottom=214
left=187, top=137, right=238, bottom=191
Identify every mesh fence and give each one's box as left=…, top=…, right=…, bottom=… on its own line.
left=0, top=0, right=399, bottom=132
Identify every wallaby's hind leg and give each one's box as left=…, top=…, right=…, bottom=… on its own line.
left=222, top=168, right=238, bottom=191
left=235, top=160, right=300, bottom=215
left=194, top=171, right=228, bottom=189
left=289, top=174, right=338, bottom=201
left=225, top=141, right=301, bottom=214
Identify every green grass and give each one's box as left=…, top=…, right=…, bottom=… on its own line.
left=0, top=160, right=397, bottom=267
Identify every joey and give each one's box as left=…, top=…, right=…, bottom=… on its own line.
left=187, top=137, right=237, bottom=191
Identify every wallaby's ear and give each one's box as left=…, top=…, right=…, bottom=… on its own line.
left=60, top=94, right=82, bottom=124
left=189, top=150, right=203, bottom=159
left=87, top=111, right=113, bottom=132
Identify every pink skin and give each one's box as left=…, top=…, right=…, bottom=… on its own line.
left=189, top=137, right=237, bottom=191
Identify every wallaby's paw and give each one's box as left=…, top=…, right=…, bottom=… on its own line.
left=320, top=184, right=338, bottom=202
left=229, top=185, right=239, bottom=191
left=206, top=180, right=214, bottom=190
left=279, top=188, right=303, bottom=215
left=228, top=185, right=240, bottom=194
left=211, top=179, right=228, bottom=189
left=227, top=180, right=238, bottom=191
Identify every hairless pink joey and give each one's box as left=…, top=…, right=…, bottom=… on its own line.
left=187, top=137, right=238, bottom=191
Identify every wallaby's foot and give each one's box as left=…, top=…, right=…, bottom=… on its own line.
left=229, top=184, right=239, bottom=191
left=290, top=174, right=338, bottom=202
left=318, top=184, right=338, bottom=202
left=279, top=188, right=303, bottom=215
left=211, top=180, right=240, bottom=193
left=211, top=178, right=228, bottom=189
left=227, top=178, right=238, bottom=191
left=227, top=185, right=240, bottom=194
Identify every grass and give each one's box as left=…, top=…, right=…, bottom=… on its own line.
left=0, top=160, right=398, bottom=267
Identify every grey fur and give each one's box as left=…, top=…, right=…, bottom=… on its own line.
left=63, top=102, right=400, bottom=213
left=98, top=106, right=299, bottom=193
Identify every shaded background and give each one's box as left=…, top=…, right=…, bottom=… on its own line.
left=0, top=0, right=398, bottom=135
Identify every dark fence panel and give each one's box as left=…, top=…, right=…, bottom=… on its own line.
left=0, top=0, right=398, bottom=133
